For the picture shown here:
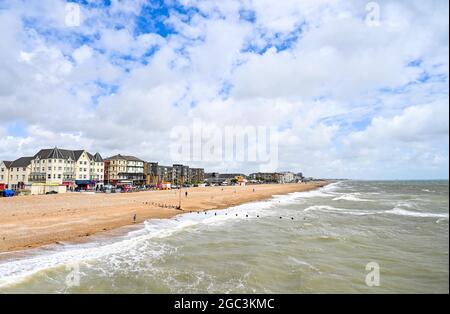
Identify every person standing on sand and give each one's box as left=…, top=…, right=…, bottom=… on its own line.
left=185, top=191, right=188, bottom=197
left=133, top=214, right=137, bottom=223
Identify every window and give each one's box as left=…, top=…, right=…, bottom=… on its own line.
left=58, top=174, right=61, bottom=179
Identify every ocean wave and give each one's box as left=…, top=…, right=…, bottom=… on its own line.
left=287, top=256, right=321, bottom=273
left=394, top=201, right=417, bottom=209
left=281, top=182, right=342, bottom=200
left=385, top=208, right=449, bottom=219
left=332, top=194, right=373, bottom=202
left=303, top=205, right=376, bottom=216
left=0, top=192, right=297, bottom=288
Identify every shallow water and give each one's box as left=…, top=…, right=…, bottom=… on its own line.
left=0, top=181, right=448, bottom=293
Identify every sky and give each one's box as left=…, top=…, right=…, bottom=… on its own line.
left=0, top=0, right=448, bottom=180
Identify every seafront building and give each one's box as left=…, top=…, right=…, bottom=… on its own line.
left=104, top=154, right=145, bottom=186
left=8, top=157, right=33, bottom=190
left=1, top=147, right=304, bottom=193
left=172, top=164, right=189, bottom=185
left=189, top=168, right=205, bottom=184
left=145, top=162, right=205, bottom=186
left=278, top=172, right=295, bottom=183
left=0, top=161, right=12, bottom=189
left=248, top=172, right=277, bottom=182
left=294, top=172, right=304, bottom=182
left=145, top=162, right=173, bottom=186
left=204, top=173, right=247, bottom=185
left=248, top=172, right=297, bottom=184
left=29, top=147, right=105, bottom=189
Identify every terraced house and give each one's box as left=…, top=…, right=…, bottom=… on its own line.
left=8, top=157, right=33, bottom=190
left=30, top=147, right=104, bottom=189
left=0, top=160, right=12, bottom=189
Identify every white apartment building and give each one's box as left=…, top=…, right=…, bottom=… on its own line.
left=278, top=172, right=295, bottom=183
left=8, top=157, right=33, bottom=190
left=0, top=160, right=12, bottom=188
left=249, top=172, right=296, bottom=183
left=30, top=147, right=104, bottom=188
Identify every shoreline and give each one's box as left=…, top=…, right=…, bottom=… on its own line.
left=0, top=182, right=330, bottom=254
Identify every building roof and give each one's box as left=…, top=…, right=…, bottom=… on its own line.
left=34, top=147, right=76, bottom=160
left=10, top=157, right=33, bottom=168
left=33, top=147, right=103, bottom=162
left=1, top=161, right=12, bottom=168
left=93, top=153, right=103, bottom=162
left=73, top=150, right=85, bottom=161
left=106, top=154, right=143, bottom=162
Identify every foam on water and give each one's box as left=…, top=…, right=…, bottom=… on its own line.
left=1, top=181, right=447, bottom=293
left=332, top=194, right=373, bottom=202
left=385, top=208, right=449, bottom=219
left=0, top=192, right=289, bottom=288
left=287, top=256, right=322, bottom=273
left=303, top=205, right=378, bottom=216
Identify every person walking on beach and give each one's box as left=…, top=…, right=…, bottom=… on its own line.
left=185, top=191, right=188, bottom=197
left=133, top=214, right=137, bottom=223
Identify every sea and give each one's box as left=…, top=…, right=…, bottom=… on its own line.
left=0, top=180, right=448, bottom=293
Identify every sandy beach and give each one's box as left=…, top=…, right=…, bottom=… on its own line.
left=0, top=182, right=328, bottom=253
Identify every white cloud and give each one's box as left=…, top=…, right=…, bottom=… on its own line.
left=346, top=101, right=449, bottom=146
left=0, top=0, right=448, bottom=179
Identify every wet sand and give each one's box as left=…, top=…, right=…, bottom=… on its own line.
left=0, top=182, right=328, bottom=253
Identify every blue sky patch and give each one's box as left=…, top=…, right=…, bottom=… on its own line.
left=7, top=120, right=28, bottom=138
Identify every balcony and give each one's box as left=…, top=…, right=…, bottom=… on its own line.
left=29, top=172, right=46, bottom=182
